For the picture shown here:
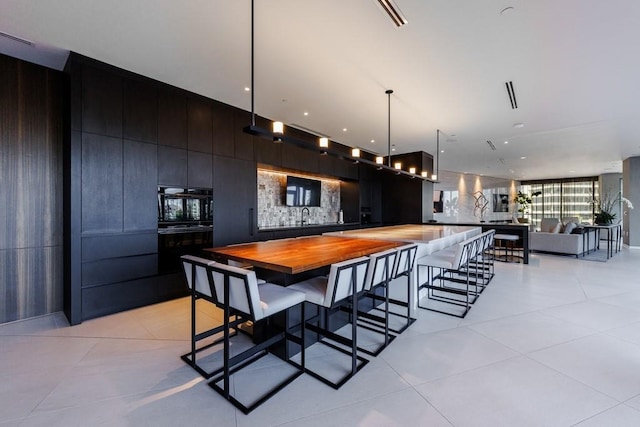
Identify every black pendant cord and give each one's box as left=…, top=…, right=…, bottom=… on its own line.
left=250, top=0, right=255, bottom=126
left=386, top=89, right=393, bottom=167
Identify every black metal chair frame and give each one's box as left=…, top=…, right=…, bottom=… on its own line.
left=417, top=237, right=480, bottom=318
left=365, top=245, right=418, bottom=334
left=207, top=264, right=305, bottom=414
left=298, top=257, right=371, bottom=389
left=180, top=256, right=246, bottom=379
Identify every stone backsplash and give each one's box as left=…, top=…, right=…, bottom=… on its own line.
left=257, top=170, right=341, bottom=229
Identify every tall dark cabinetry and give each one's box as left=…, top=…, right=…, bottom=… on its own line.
left=213, top=156, right=257, bottom=246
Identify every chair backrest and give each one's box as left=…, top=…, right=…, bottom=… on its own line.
left=452, top=235, right=481, bottom=268
left=364, top=249, right=397, bottom=291
left=324, top=257, right=370, bottom=308
left=480, top=229, right=495, bottom=252
left=209, top=263, right=263, bottom=321
left=181, top=255, right=215, bottom=298
left=392, top=244, right=418, bottom=279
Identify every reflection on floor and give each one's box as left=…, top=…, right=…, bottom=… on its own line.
left=3, top=249, right=640, bottom=426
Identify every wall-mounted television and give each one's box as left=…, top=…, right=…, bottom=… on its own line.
left=286, top=176, right=321, bottom=207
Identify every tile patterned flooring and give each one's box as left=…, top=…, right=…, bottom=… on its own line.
left=2, top=249, right=640, bottom=426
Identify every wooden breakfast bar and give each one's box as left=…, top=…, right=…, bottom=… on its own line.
left=205, top=235, right=405, bottom=274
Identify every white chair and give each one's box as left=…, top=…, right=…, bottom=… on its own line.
left=180, top=255, right=235, bottom=379
left=288, top=256, right=371, bottom=389
left=342, top=249, right=398, bottom=356
left=207, top=263, right=306, bottom=414
left=383, top=244, right=418, bottom=334
left=416, top=235, right=481, bottom=318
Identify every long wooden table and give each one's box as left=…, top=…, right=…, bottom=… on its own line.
left=205, top=235, right=405, bottom=274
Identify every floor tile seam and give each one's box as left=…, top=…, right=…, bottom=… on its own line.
left=37, top=370, right=218, bottom=418
left=407, top=385, right=457, bottom=427
left=568, top=402, right=634, bottom=426
left=265, top=385, right=417, bottom=427
left=521, top=353, right=626, bottom=404
left=623, top=392, right=640, bottom=406
left=407, top=352, right=523, bottom=389
left=589, top=296, right=640, bottom=314
left=599, top=327, right=640, bottom=349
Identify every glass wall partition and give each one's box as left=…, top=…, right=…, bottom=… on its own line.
left=521, top=177, right=598, bottom=229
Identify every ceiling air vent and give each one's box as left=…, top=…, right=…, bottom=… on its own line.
left=0, top=31, right=34, bottom=47
left=487, top=140, right=497, bottom=151
left=374, top=0, right=408, bottom=27
left=505, top=81, right=518, bottom=109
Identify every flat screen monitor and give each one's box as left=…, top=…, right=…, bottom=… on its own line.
left=286, top=176, right=321, bottom=207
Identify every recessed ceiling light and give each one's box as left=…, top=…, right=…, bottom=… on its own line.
left=441, top=150, right=445, bottom=153
left=513, top=122, right=525, bottom=128
left=303, top=112, right=309, bottom=116
left=504, top=141, right=509, bottom=144
left=520, top=156, right=526, bottom=160
left=370, top=139, right=375, bottom=143
left=343, top=128, right=347, bottom=132
left=244, top=87, right=250, bottom=92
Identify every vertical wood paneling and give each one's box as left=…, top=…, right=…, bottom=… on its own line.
left=0, top=54, right=63, bottom=324
left=81, top=133, right=123, bottom=233
left=123, top=140, right=158, bottom=231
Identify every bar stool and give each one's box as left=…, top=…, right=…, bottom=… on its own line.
left=288, top=256, right=371, bottom=389
left=180, top=255, right=237, bottom=379
left=352, top=248, right=399, bottom=356
left=493, top=234, right=521, bottom=262
left=207, top=263, right=306, bottom=414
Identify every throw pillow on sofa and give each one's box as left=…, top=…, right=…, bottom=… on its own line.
left=563, top=222, right=576, bottom=234
left=571, top=227, right=585, bottom=234
left=551, top=222, right=562, bottom=233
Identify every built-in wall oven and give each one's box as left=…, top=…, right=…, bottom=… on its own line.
left=157, top=187, right=213, bottom=274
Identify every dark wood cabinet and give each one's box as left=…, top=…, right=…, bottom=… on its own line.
left=213, top=102, right=235, bottom=157
left=213, top=156, right=257, bottom=246
left=158, top=87, right=187, bottom=148
left=158, top=146, right=188, bottom=187
left=124, top=140, right=158, bottom=231
left=282, top=144, right=319, bottom=174
left=187, top=96, right=213, bottom=153
left=234, top=109, right=254, bottom=161
left=81, top=133, right=123, bottom=233
left=123, top=79, right=157, bottom=143
left=188, top=151, right=213, bottom=189
left=82, top=65, right=122, bottom=138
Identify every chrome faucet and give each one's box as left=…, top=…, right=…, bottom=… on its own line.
left=301, top=207, right=310, bottom=226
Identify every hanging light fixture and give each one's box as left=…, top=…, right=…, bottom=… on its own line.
left=409, top=167, right=416, bottom=174
left=394, top=162, right=402, bottom=170
left=319, top=137, right=329, bottom=155
left=421, top=171, right=428, bottom=178
left=352, top=148, right=361, bottom=163
left=272, top=121, right=284, bottom=142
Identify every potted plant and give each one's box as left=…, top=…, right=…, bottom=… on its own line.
left=594, top=190, right=634, bottom=225
left=513, top=190, right=542, bottom=223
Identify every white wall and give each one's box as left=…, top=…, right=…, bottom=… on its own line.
left=433, top=170, right=519, bottom=223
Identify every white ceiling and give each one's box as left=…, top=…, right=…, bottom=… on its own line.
left=2, top=0, right=640, bottom=180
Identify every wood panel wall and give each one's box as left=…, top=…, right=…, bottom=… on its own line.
left=0, top=54, right=64, bottom=323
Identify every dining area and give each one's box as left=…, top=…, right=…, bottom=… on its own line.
left=179, top=224, right=495, bottom=414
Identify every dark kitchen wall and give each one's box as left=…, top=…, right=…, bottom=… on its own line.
left=0, top=54, right=64, bottom=323
left=64, top=53, right=365, bottom=324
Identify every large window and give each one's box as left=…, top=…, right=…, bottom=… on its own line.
left=522, top=177, right=598, bottom=228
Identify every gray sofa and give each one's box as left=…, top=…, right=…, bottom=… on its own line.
left=529, top=218, right=597, bottom=257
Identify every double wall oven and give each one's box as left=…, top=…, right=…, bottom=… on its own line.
left=158, top=187, right=213, bottom=273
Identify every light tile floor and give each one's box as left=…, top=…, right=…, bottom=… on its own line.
left=2, top=249, right=640, bottom=426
